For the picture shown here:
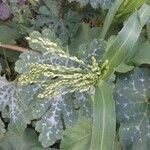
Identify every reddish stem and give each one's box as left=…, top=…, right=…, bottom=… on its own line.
left=0, top=44, right=28, bottom=52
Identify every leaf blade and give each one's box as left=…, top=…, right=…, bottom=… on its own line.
left=114, top=68, right=150, bottom=150
left=90, top=82, right=116, bottom=150
left=101, top=0, right=124, bottom=39
left=60, top=118, right=92, bottom=150
left=103, top=4, right=150, bottom=80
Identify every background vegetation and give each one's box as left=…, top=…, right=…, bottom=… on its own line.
left=0, top=0, right=150, bottom=150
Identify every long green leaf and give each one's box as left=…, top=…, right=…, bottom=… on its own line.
left=102, top=4, right=150, bottom=80
left=115, top=0, right=144, bottom=22
left=101, top=0, right=124, bottom=39
left=90, top=82, right=116, bottom=150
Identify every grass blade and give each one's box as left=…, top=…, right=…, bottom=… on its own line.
left=101, top=0, right=124, bottom=39
left=103, top=4, right=150, bottom=80
left=90, top=82, right=116, bottom=150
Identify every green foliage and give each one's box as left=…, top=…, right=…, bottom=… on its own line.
left=115, top=68, right=150, bottom=150
left=132, top=42, right=150, bottom=65
left=0, top=119, right=6, bottom=139
left=15, top=28, right=103, bottom=147
left=68, top=0, right=114, bottom=9
left=101, top=0, right=124, bottom=38
left=115, top=63, right=134, bottom=73
left=0, top=1, right=150, bottom=150
left=32, top=1, right=81, bottom=43
left=0, top=128, right=51, bottom=150
left=103, top=4, right=150, bottom=80
left=60, top=117, right=92, bottom=150
left=69, top=23, right=102, bottom=54
left=90, top=82, right=116, bottom=150
left=0, top=76, right=30, bottom=133
left=0, top=25, right=21, bottom=44
left=116, top=0, right=145, bottom=22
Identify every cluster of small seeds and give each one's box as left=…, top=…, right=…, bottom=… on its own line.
left=19, top=56, right=102, bottom=99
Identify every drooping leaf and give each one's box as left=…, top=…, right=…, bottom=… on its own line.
left=90, top=82, right=116, bottom=150
left=0, top=76, right=30, bottom=133
left=0, top=128, right=51, bottom=150
left=114, top=68, right=150, bottom=150
left=103, top=4, right=150, bottom=80
left=60, top=117, right=92, bottom=150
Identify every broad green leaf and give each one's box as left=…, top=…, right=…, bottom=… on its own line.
left=69, top=23, right=101, bottom=54
left=90, top=82, right=116, bottom=150
left=33, top=7, right=80, bottom=44
left=0, top=76, right=30, bottom=133
left=74, top=91, right=92, bottom=118
left=0, top=25, right=20, bottom=44
left=78, top=38, right=106, bottom=64
left=16, top=29, right=94, bottom=147
left=54, top=11, right=80, bottom=43
left=0, top=128, right=51, bottom=150
left=114, top=68, right=150, bottom=150
left=61, top=82, right=116, bottom=150
left=101, top=0, right=124, bottom=39
left=35, top=95, right=78, bottom=147
left=132, top=42, right=150, bottom=65
left=43, top=0, right=60, bottom=17
left=103, top=4, right=150, bottom=80
left=60, top=117, right=92, bottom=150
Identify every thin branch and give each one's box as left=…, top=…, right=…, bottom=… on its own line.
left=0, top=44, right=28, bottom=52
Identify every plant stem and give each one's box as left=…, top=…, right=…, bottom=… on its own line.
left=0, top=44, right=28, bottom=52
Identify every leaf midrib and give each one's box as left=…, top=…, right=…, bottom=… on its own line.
left=100, top=86, right=106, bottom=150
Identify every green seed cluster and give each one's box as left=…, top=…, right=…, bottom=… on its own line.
left=19, top=54, right=103, bottom=99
